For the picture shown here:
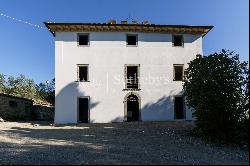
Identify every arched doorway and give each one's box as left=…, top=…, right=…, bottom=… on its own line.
left=124, top=93, right=141, bottom=122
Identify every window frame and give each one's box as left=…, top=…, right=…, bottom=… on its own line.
left=172, top=35, right=184, bottom=47
left=77, top=33, right=90, bottom=46
left=77, top=96, right=90, bottom=123
left=9, top=100, right=18, bottom=108
left=126, top=34, right=138, bottom=47
left=173, top=64, right=184, bottom=81
left=174, top=95, right=186, bottom=119
left=124, top=64, right=140, bottom=90
left=77, top=64, right=89, bottom=82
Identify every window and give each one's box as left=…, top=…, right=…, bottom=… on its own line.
left=175, top=96, right=184, bottom=119
left=9, top=100, right=17, bottom=108
left=25, top=104, right=31, bottom=114
left=78, top=97, right=89, bottom=123
left=173, top=35, right=184, bottom=47
left=127, top=34, right=137, bottom=46
left=125, top=65, right=139, bottom=89
left=173, top=65, right=184, bottom=81
left=78, top=34, right=89, bottom=46
left=77, top=65, right=89, bottom=81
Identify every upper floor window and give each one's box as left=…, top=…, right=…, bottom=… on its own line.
left=173, top=65, right=184, bottom=81
left=127, top=34, right=138, bottom=46
left=78, top=34, right=89, bottom=46
left=125, top=65, right=139, bottom=89
left=77, top=64, right=89, bottom=82
left=172, top=35, right=184, bottom=47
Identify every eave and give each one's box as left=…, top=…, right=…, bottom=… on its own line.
left=44, top=22, right=213, bottom=37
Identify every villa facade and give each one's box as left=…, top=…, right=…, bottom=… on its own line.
left=45, top=21, right=213, bottom=124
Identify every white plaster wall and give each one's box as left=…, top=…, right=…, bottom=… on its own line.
left=54, top=32, right=203, bottom=124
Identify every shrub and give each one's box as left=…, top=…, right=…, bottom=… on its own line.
left=183, top=50, right=249, bottom=143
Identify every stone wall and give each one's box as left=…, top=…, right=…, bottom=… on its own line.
left=32, top=105, right=54, bottom=121
left=0, top=93, right=33, bottom=121
left=0, top=93, right=54, bottom=121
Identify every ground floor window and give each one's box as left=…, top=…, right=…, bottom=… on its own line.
left=174, top=96, right=185, bottom=119
left=78, top=97, right=89, bottom=123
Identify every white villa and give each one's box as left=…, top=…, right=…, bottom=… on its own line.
left=45, top=20, right=213, bottom=124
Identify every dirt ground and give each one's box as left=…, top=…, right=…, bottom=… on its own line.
left=0, top=121, right=248, bottom=165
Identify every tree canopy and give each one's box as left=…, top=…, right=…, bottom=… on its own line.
left=0, top=74, right=55, bottom=105
left=183, top=50, right=249, bottom=143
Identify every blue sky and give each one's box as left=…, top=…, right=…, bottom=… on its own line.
left=0, top=0, right=249, bottom=83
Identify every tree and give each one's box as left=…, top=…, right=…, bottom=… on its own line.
left=35, top=78, right=55, bottom=104
left=46, top=78, right=55, bottom=105
left=0, top=73, right=55, bottom=105
left=183, top=50, right=249, bottom=142
left=0, top=74, right=7, bottom=93
left=6, top=74, right=37, bottom=99
left=35, top=82, right=48, bottom=100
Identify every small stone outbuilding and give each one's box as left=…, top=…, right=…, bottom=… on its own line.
left=0, top=93, right=54, bottom=121
left=0, top=93, right=33, bottom=121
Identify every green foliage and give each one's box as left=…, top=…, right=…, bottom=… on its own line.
left=46, top=78, right=55, bottom=105
left=6, top=75, right=37, bottom=99
left=0, top=74, right=7, bottom=93
left=183, top=50, right=249, bottom=143
left=0, top=74, right=55, bottom=105
left=35, top=78, right=55, bottom=104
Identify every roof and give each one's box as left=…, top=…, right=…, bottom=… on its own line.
left=44, top=22, right=213, bottom=37
left=0, top=93, right=33, bottom=102
left=0, top=93, right=53, bottom=106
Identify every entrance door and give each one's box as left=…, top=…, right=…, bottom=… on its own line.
left=175, top=96, right=184, bottom=119
left=78, top=97, right=89, bottom=123
left=127, top=95, right=139, bottom=122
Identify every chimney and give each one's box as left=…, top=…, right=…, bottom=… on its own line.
left=121, top=20, right=128, bottom=24
left=108, top=20, right=116, bottom=24
left=131, top=20, right=138, bottom=24
left=142, top=20, right=150, bottom=25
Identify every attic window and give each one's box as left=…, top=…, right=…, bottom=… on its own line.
left=78, top=34, right=89, bottom=46
left=127, top=34, right=137, bottom=46
left=173, top=35, right=184, bottom=47
left=77, top=65, right=89, bottom=82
